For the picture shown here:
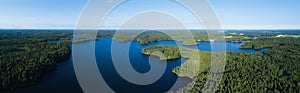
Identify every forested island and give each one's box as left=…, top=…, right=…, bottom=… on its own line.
left=142, top=46, right=181, bottom=60
left=142, top=45, right=211, bottom=79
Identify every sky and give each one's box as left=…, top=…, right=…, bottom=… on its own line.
left=0, top=0, right=299, bottom=29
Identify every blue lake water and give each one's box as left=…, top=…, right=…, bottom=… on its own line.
left=7, top=38, right=269, bottom=93
left=195, top=41, right=269, bottom=52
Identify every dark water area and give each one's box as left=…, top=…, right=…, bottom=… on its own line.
left=3, top=38, right=269, bottom=93
left=95, top=38, right=190, bottom=92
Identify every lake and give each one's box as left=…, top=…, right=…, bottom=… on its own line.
left=6, top=38, right=269, bottom=93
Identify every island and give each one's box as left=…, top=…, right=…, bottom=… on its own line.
left=142, top=45, right=212, bottom=79
left=142, top=45, right=181, bottom=60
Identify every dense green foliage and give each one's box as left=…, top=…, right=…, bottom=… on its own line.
left=112, top=30, right=208, bottom=45
left=173, top=38, right=300, bottom=93
left=0, top=32, right=71, bottom=89
left=142, top=45, right=181, bottom=60
left=136, top=32, right=173, bottom=45
left=240, top=38, right=299, bottom=49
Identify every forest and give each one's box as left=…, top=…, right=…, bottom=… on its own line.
left=142, top=45, right=181, bottom=60
left=0, top=31, right=71, bottom=89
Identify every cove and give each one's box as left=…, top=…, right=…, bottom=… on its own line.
left=7, top=38, right=269, bottom=93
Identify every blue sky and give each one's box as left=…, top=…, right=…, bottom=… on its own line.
left=0, top=0, right=299, bottom=29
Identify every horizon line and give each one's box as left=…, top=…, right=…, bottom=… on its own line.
left=1, top=28, right=300, bottom=30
